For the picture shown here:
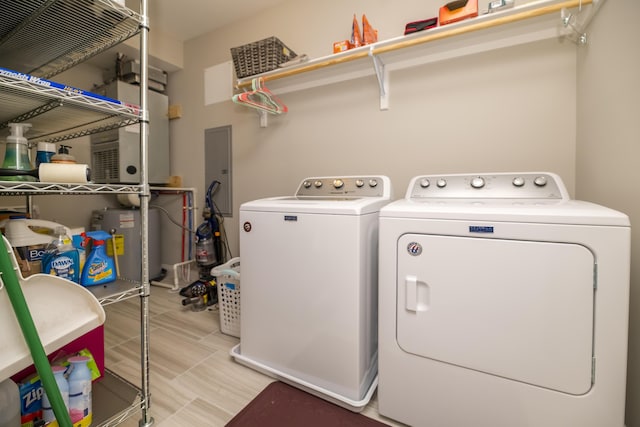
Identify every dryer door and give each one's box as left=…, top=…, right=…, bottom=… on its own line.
left=397, top=234, right=595, bottom=395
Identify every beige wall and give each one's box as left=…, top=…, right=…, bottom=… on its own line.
left=168, top=0, right=578, bottom=261
left=575, top=1, right=640, bottom=426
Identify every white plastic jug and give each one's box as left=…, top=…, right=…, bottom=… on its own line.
left=0, top=218, right=72, bottom=247
left=0, top=378, right=20, bottom=427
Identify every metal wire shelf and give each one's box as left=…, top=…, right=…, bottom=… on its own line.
left=0, top=0, right=142, bottom=79
left=0, top=181, right=143, bottom=195
left=0, top=70, right=140, bottom=143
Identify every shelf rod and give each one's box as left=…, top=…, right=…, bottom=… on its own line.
left=236, top=0, right=593, bottom=90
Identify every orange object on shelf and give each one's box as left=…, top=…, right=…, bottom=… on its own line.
left=439, top=0, right=478, bottom=26
left=362, top=14, right=378, bottom=45
left=350, top=14, right=362, bottom=48
left=333, top=40, right=350, bottom=54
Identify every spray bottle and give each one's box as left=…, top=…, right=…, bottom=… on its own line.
left=80, top=238, right=116, bottom=286
left=1, top=123, right=36, bottom=181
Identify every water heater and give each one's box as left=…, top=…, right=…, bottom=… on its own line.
left=90, top=208, right=163, bottom=282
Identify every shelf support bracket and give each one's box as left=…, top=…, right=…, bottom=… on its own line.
left=258, top=110, right=268, bottom=128
left=560, top=0, right=607, bottom=45
left=369, top=47, right=390, bottom=110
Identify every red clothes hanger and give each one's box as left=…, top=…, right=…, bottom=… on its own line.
left=232, top=77, right=288, bottom=114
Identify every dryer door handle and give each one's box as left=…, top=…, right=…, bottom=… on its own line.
left=405, top=275, right=429, bottom=312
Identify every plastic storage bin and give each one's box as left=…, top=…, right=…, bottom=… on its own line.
left=211, top=258, right=241, bottom=338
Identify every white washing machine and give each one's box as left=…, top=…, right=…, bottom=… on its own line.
left=232, top=175, right=392, bottom=411
left=378, top=172, right=630, bottom=427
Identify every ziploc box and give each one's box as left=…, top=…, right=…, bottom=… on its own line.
left=17, top=374, right=43, bottom=427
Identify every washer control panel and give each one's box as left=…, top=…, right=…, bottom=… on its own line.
left=296, top=176, right=389, bottom=198
left=408, top=173, right=567, bottom=200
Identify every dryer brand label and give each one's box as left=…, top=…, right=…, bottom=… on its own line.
left=284, top=215, right=298, bottom=222
left=407, top=242, right=423, bottom=256
left=469, top=225, right=494, bottom=233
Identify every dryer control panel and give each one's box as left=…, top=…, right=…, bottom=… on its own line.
left=296, top=176, right=391, bottom=198
left=407, top=172, right=568, bottom=200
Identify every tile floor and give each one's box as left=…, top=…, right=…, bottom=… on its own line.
left=103, top=279, right=405, bottom=426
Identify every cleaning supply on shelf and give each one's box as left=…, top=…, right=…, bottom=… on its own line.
left=35, top=141, right=56, bottom=167
left=51, top=145, right=76, bottom=164
left=0, top=378, right=20, bottom=427
left=41, top=226, right=80, bottom=283
left=1, top=217, right=72, bottom=277
left=80, top=237, right=116, bottom=287
left=66, top=356, right=92, bottom=426
left=42, top=365, right=70, bottom=426
left=1, top=122, right=36, bottom=182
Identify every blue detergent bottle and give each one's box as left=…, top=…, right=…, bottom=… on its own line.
left=42, top=226, right=80, bottom=283
left=81, top=238, right=116, bottom=286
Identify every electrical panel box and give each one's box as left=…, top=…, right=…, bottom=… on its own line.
left=90, top=81, right=170, bottom=184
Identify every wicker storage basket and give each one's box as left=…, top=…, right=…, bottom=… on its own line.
left=230, top=36, right=296, bottom=78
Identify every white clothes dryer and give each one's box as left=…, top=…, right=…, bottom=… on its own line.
left=232, top=176, right=392, bottom=411
left=378, top=172, right=630, bottom=427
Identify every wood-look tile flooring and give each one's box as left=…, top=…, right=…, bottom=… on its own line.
left=103, top=276, right=405, bottom=426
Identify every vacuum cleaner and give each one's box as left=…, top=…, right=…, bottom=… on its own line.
left=180, top=180, right=224, bottom=309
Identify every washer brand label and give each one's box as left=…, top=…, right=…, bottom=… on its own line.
left=469, top=226, right=494, bottom=233
left=407, top=242, right=422, bottom=256
left=284, top=215, right=298, bottom=222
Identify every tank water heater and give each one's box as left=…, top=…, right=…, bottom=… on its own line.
left=90, top=208, right=162, bottom=282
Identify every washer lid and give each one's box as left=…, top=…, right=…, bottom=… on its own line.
left=241, top=195, right=391, bottom=215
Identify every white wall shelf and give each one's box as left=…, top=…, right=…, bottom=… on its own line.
left=236, top=0, right=601, bottom=111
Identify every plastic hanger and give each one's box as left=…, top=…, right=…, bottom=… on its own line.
left=232, top=77, right=288, bottom=115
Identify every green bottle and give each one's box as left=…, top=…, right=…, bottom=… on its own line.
left=2, top=123, right=36, bottom=181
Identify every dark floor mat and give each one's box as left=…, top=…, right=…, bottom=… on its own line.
left=226, top=381, right=389, bottom=427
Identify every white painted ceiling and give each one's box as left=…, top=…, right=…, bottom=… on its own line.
left=145, top=0, right=288, bottom=42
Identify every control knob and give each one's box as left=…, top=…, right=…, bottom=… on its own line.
left=512, top=177, right=525, bottom=187
left=419, top=178, right=430, bottom=188
left=333, top=179, right=344, bottom=189
left=436, top=178, right=447, bottom=188
left=534, top=176, right=547, bottom=187
left=470, top=177, right=485, bottom=189
left=369, top=179, right=378, bottom=188
left=303, top=181, right=312, bottom=188
left=314, top=180, right=323, bottom=188
left=355, top=179, right=365, bottom=188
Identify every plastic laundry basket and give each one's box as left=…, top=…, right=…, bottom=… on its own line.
left=211, top=257, right=241, bottom=338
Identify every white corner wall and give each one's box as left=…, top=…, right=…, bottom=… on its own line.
left=576, top=1, right=640, bottom=426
